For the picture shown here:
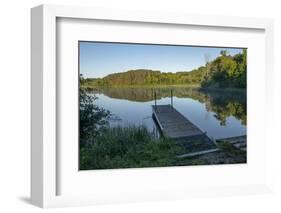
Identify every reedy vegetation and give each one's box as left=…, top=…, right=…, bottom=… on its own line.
left=80, top=125, right=180, bottom=170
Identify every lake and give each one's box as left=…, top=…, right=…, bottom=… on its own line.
left=88, top=87, right=246, bottom=139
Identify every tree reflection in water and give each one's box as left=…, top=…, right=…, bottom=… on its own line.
left=88, top=87, right=246, bottom=127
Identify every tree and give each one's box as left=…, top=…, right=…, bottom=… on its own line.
left=201, top=50, right=246, bottom=88
left=220, top=50, right=228, bottom=56
left=80, top=75, right=111, bottom=147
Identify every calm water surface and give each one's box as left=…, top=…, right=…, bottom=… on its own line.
left=88, top=87, right=246, bottom=139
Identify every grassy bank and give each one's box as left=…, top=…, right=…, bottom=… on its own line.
left=80, top=125, right=246, bottom=170
left=80, top=125, right=180, bottom=170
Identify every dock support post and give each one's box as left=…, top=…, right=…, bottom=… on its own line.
left=154, top=91, right=157, bottom=110
left=171, top=90, right=173, bottom=108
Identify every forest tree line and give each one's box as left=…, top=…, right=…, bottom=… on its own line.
left=81, top=49, right=246, bottom=89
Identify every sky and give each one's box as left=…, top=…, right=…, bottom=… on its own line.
left=79, top=41, right=244, bottom=78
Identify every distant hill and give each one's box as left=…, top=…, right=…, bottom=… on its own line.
left=81, top=68, right=206, bottom=88
left=81, top=50, right=246, bottom=89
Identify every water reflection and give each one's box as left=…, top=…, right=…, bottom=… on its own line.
left=89, top=87, right=246, bottom=128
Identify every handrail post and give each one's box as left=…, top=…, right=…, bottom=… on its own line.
left=171, top=89, right=173, bottom=108
left=154, top=91, right=157, bottom=110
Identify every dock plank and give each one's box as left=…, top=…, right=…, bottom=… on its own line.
left=152, top=104, right=222, bottom=157
left=152, top=105, right=204, bottom=139
left=177, top=148, right=220, bottom=158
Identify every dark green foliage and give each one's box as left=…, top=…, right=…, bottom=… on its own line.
left=201, top=50, right=247, bottom=88
left=79, top=75, right=111, bottom=146
left=81, top=68, right=205, bottom=88
left=80, top=125, right=180, bottom=170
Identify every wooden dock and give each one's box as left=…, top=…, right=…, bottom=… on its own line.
left=152, top=104, right=205, bottom=139
left=216, top=135, right=247, bottom=151
left=152, top=104, right=218, bottom=157
left=151, top=104, right=246, bottom=158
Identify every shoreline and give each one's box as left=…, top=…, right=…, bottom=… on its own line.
left=82, top=84, right=200, bottom=89
left=82, top=84, right=246, bottom=92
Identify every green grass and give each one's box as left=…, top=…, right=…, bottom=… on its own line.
left=80, top=126, right=246, bottom=170
left=80, top=125, right=180, bottom=170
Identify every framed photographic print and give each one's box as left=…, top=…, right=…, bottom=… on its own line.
left=31, top=4, right=274, bottom=208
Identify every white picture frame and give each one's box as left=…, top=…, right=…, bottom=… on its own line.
left=31, top=4, right=274, bottom=208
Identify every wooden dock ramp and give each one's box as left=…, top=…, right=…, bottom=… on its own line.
left=216, top=135, right=247, bottom=151
left=152, top=104, right=219, bottom=157
left=152, top=104, right=205, bottom=139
